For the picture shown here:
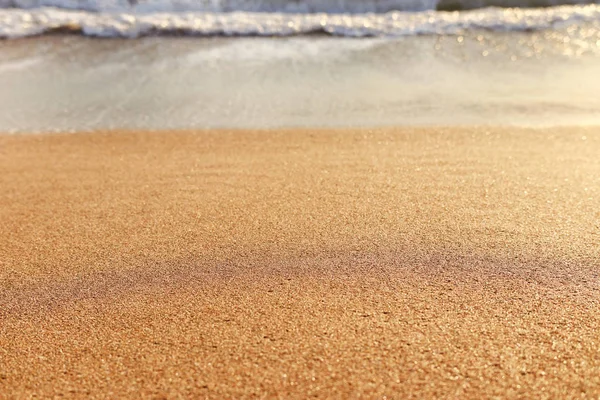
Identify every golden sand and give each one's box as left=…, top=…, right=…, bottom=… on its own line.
left=1, top=127, right=599, bottom=398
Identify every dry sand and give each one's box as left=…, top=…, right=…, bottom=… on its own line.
left=1, top=127, right=599, bottom=398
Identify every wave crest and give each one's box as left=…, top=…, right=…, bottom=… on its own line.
left=1, top=4, right=599, bottom=38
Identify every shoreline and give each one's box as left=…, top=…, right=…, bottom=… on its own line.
left=1, top=127, right=599, bottom=397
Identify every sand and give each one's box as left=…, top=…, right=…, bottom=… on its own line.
left=1, top=127, right=599, bottom=398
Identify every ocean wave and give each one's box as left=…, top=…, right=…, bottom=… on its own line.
left=1, top=4, right=599, bottom=38
left=1, top=0, right=599, bottom=13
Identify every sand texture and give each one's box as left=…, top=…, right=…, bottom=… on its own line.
left=1, top=127, right=600, bottom=398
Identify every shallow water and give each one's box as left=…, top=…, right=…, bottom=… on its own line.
left=1, top=29, right=599, bottom=132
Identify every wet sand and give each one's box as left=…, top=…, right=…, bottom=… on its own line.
left=1, top=127, right=599, bottom=398
left=3, top=36, right=600, bottom=133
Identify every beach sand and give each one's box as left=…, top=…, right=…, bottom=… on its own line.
left=1, top=127, right=599, bottom=398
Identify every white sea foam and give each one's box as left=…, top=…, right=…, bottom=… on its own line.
left=1, top=4, right=599, bottom=37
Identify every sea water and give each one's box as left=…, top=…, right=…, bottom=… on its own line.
left=0, top=0, right=599, bottom=132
